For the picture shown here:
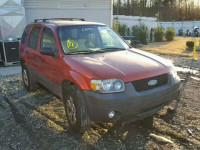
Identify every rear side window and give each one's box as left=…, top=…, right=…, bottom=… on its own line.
left=28, top=26, right=41, bottom=50
left=21, top=25, right=31, bottom=44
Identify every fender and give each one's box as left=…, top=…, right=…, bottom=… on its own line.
left=20, top=53, right=29, bottom=66
left=68, top=71, right=91, bottom=90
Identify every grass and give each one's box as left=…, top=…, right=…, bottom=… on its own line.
left=140, top=37, right=200, bottom=59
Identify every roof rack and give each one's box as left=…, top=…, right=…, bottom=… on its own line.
left=34, top=18, right=85, bottom=23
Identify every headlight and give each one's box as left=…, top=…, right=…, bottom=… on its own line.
left=169, top=65, right=180, bottom=82
left=91, top=79, right=125, bottom=93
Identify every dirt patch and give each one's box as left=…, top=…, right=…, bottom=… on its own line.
left=0, top=55, right=200, bottom=150
left=141, top=37, right=200, bottom=59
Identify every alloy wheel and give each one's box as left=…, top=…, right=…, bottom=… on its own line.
left=23, top=69, right=28, bottom=87
left=66, top=96, right=76, bottom=124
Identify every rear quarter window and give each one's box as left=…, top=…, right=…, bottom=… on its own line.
left=21, top=25, right=31, bottom=44
left=28, top=26, right=41, bottom=50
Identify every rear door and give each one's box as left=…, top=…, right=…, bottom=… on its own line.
left=25, top=26, right=42, bottom=74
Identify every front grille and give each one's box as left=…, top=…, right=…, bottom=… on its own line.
left=132, top=74, right=168, bottom=92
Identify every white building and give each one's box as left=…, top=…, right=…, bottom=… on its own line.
left=0, top=0, right=113, bottom=40
left=24, top=0, right=113, bottom=26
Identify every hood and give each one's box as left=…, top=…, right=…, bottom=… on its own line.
left=64, top=49, right=170, bottom=82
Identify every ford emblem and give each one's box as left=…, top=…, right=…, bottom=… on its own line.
left=148, top=80, right=158, bottom=86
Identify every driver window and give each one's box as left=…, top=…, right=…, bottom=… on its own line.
left=41, top=28, right=57, bottom=52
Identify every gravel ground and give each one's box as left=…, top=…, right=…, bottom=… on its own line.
left=0, top=55, right=199, bottom=150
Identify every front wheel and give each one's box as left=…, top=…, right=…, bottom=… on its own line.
left=63, top=85, right=91, bottom=133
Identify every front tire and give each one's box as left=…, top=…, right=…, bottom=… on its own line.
left=22, top=65, right=37, bottom=92
left=63, top=85, right=91, bottom=133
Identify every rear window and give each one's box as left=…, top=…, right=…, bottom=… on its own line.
left=28, top=26, right=41, bottom=50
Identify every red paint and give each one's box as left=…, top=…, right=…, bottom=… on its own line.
left=20, top=23, right=171, bottom=91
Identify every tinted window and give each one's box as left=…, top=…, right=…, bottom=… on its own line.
left=28, top=27, right=41, bottom=50
left=21, top=25, right=31, bottom=44
left=41, top=28, right=57, bottom=52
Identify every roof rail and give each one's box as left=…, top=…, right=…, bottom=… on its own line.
left=34, top=18, right=85, bottom=23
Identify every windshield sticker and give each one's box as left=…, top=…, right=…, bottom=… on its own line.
left=67, top=39, right=78, bottom=50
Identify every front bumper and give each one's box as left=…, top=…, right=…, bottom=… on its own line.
left=83, top=74, right=181, bottom=123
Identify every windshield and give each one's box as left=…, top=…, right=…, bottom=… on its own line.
left=57, top=25, right=129, bottom=54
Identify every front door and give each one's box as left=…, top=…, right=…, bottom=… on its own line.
left=38, top=27, right=61, bottom=95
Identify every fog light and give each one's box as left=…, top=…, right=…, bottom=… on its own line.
left=108, top=111, right=115, bottom=119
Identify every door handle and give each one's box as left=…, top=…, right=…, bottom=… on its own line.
left=37, top=57, right=42, bottom=61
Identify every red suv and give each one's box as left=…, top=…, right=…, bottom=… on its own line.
left=19, top=18, right=180, bottom=133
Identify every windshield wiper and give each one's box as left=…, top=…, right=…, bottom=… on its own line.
left=67, top=49, right=109, bottom=55
left=67, top=50, right=94, bottom=55
left=66, top=48, right=126, bottom=55
left=99, top=48, right=126, bottom=51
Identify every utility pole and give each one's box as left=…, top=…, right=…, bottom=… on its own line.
left=186, top=0, right=188, bottom=20
left=139, top=0, right=141, bottom=17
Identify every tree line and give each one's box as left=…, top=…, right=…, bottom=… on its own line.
left=113, top=0, right=200, bottom=21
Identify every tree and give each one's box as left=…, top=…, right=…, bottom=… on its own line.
left=113, top=0, right=200, bottom=21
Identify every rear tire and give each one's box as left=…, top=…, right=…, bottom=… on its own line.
left=22, top=65, right=37, bottom=92
left=63, top=85, right=91, bottom=133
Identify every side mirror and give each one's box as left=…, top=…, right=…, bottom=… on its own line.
left=40, top=47, right=56, bottom=57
